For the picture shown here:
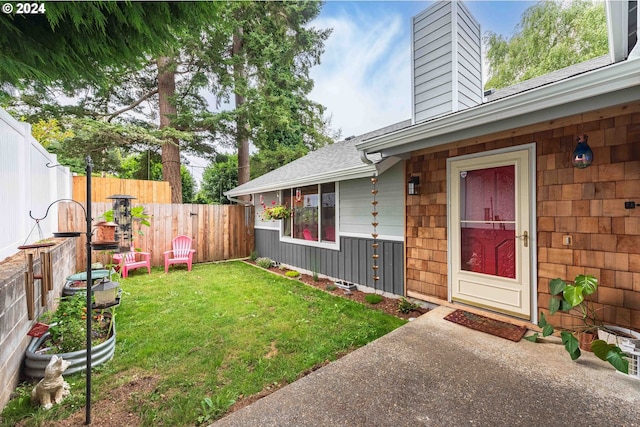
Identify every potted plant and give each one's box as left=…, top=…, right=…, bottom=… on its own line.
left=260, top=202, right=291, bottom=221
left=525, top=274, right=630, bottom=374
left=24, top=293, right=116, bottom=378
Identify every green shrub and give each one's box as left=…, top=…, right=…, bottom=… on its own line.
left=364, top=294, right=384, bottom=305
left=325, top=283, right=337, bottom=291
left=312, top=271, right=319, bottom=282
left=248, top=251, right=258, bottom=261
left=255, top=257, right=273, bottom=269
left=397, top=297, right=419, bottom=314
left=285, top=270, right=300, bottom=278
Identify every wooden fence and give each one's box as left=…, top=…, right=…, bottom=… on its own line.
left=59, top=202, right=254, bottom=269
left=72, top=176, right=172, bottom=204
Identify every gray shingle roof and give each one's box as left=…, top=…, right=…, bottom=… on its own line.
left=225, top=119, right=411, bottom=197
left=485, top=55, right=612, bottom=102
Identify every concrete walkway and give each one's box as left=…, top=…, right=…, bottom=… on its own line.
left=212, top=306, right=640, bottom=426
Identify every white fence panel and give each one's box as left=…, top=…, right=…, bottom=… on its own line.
left=0, top=107, right=72, bottom=262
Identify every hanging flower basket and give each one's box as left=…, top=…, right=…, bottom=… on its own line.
left=261, top=203, right=291, bottom=220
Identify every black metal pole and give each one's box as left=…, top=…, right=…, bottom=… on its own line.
left=85, top=157, right=93, bottom=425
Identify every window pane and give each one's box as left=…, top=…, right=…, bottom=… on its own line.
left=293, top=185, right=318, bottom=240
left=459, top=165, right=516, bottom=279
left=321, top=183, right=336, bottom=242
left=282, top=190, right=291, bottom=237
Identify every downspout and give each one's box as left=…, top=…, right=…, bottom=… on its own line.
left=360, top=150, right=374, bottom=164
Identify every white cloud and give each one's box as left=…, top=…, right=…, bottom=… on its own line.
left=310, top=8, right=412, bottom=139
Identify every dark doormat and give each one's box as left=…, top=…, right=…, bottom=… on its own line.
left=444, top=309, right=527, bottom=342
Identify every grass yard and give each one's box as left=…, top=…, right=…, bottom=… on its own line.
left=2, top=261, right=406, bottom=427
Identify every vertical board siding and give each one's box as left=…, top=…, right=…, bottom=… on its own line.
left=59, top=202, right=254, bottom=268
left=72, top=176, right=171, bottom=204
left=255, top=229, right=404, bottom=296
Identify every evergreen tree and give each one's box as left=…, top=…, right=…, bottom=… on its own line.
left=199, top=154, right=239, bottom=205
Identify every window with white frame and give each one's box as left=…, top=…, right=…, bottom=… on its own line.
left=282, top=183, right=336, bottom=243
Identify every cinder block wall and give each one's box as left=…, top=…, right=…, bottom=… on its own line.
left=405, top=103, right=640, bottom=329
left=0, top=238, right=76, bottom=410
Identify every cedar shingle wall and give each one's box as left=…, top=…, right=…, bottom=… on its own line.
left=406, top=103, right=640, bottom=329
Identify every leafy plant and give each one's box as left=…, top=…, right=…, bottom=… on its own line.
left=397, top=297, right=419, bottom=314
left=525, top=274, right=629, bottom=373
left=365, top=294, right=384, bottom=305
left=325, top=283, right=337, bottom=291
left=285, top=270, right=300, bottom=278
left=39, top=294, right=113, bottom=354
left=248, top=251, right=258, bottom=261
left=255, top=257, right=273, bottom=269
left=312, top=271, right=319, bottom=282
left=260, top=202, right=291, bottom=221
left=101, top=205, right=151, bottom=235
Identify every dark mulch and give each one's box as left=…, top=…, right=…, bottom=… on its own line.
left=249, top=261, right=428, bottom=321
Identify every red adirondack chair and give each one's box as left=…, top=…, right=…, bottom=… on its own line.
left=113, top=250, right=151, bottom=278
left=164, top=235, right=196, bottom=273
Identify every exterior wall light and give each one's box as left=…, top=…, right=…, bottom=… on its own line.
left=408, top=176, right=420, bottom=195
left=572, top=134, right=593, bottom=168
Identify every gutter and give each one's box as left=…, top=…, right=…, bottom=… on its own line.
left=225, top=163, right=377, bottom=197
left=225, top=195, right=252, bottom=206
left=356, top=57, right=640, bottom=154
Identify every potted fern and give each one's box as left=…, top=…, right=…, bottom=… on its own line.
left=525, top=274, right=630, bottom=374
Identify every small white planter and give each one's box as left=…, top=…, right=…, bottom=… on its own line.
left=597, top=325, right=640, bottom=346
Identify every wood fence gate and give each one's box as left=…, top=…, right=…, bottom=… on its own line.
left=59, top=202, right=254, bottom=269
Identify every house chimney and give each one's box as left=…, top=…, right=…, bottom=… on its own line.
left=411, top=1, right=482, bottom=124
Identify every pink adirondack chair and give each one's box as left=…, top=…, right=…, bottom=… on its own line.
left=113, top=250, right=151, bottom=278
left=164, top=235, right=195, bottom=273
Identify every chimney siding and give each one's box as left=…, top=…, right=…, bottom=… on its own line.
left=412, top=1, right=482, bottom=124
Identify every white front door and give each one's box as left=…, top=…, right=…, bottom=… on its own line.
left=449, top=147, right=533, bottom=319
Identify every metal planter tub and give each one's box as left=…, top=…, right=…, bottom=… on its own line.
left=23, top=321, right=116, bottom=378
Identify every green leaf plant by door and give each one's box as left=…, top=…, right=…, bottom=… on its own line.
left=525, top=274, right=629, bottom=374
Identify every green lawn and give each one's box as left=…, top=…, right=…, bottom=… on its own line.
left=2, top=261, right=406, bottom=426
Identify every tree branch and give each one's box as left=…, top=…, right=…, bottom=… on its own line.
left=101, top=88, right=159, bottom=122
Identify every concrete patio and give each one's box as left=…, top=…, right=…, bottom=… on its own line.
left=212, top=306, right=640, bottom=426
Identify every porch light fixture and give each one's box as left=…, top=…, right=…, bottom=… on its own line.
left=295, top=188, right=302, bottom=202
left=408, top=175, right=420, bottom=195
left=572, top=134, right=593, bottom=168
left=107, top=194, right=136, bottom=252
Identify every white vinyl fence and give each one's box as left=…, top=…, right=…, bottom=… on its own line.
left=0, top=107, right=72, bottom=261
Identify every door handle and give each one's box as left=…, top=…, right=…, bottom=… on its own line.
left=516, top=231, right=528, bottom=247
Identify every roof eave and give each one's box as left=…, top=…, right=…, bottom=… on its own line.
left=356, top=58, right=640, bottom=155
left=224, top=164, right=377, bottom=197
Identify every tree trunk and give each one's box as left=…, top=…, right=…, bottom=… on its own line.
left=233, top=28, right=250, bottom=200
left=157, top=56, right=183, bottom=204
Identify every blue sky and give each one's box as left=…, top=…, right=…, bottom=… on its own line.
left=309, top=0, right=537, bottom=138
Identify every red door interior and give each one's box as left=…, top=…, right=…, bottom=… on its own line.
left=460, top=165, right=516, bottom=279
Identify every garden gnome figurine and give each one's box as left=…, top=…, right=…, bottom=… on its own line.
left=31, top=355, right=71, bottom=409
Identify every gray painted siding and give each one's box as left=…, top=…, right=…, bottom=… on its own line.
left=412, top=1, right=482, bottom=123
left=255, top=228, right=404, bottom=296
left=456, top=2, right=482, bottom=109
left=339, top=161, right=404, bottom=237
left=413, top=2, right=453, bottom=123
